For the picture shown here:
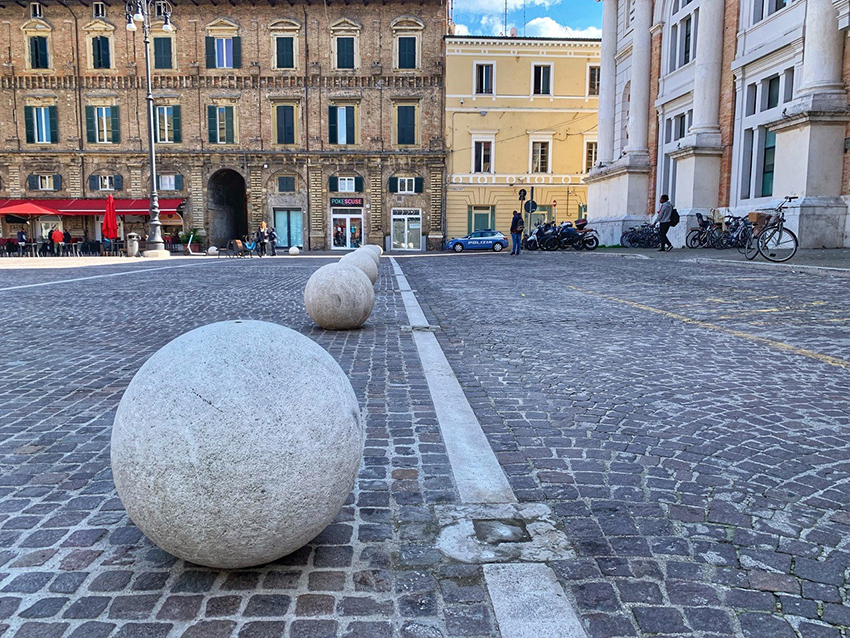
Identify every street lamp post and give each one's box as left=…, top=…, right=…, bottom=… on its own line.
left=125, top=0, right=173, bottom=257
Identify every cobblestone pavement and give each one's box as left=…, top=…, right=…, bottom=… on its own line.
left=0, top=252, right=848, bottom=638
left=400, top=251, right=850, bottom=638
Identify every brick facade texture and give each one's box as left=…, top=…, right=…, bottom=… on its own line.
left=647, top=26, right=662, bottom=216
left=717, top=0, right=740, bottom=207
left=0, top=0, right=448, bottom=250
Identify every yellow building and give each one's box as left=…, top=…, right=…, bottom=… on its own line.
left=445, top=35, right=601, bottom=240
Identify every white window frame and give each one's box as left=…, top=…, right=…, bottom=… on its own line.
left=159, top=174, right=176, bottom=190
left=214, top=105, right=232, bottom=144
left=530, top=62, right=553, bottom=97
left=30, top=2, right=43, bottom=18
left=329, top=20, right=362, bottom=72
left=397, top=176, right=416, bottom=193
left=528, top=133, right=554, bottom=174
left=37, top=174, right=54, bottom=190
left=156, top=105, right=174, bottom=143
left=471, top=133, right=496, bottom=174
left=94, top=106, right=112, bottom=144
left=583, top=138, right=598, bottom=173
left=338, top=176, right=356, bottom=193
left=665, top=0, right=700, bottom=74
left=33, top=106, right=51, bottom=143
left=272, top=34, right=297, bottom=70
left=99, top=174, right=114, bottom=191
left=215, top=37, right=233, bottom=69
left=154, top=0, right=168, bottom=18
left=587, top=65, right=601, bottom=97
left=92, top=2, right=105, bottom=18
left=473, top=62, right=495, bottom=96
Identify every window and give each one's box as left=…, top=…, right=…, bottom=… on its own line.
left=338, top=176, right=356, bottom=193
left=585, top=141, right=598, bottom=172
left=328, top=105, right=356, bottom=145
left=99, top=174, right=115, bottom=191
left=475, top=63, right=494, bottom=95
left=278, top=176, right=295, bottom=192
left=783, top=68, right=795, bottom=102
left=206, top=36, right=241, bottom=69
left=153, top=37, right=173, bottom=69
left=158, top=174, right=183, bottom=190
left=754, top=0, right=789, bottom=24
left=275, top=36, right=294, bottom=69
left=533, top=65, right=551, bottom=96
left=398, top=177, right=415, bottom=193
left=398, top=36, right=416, bottom=69
left=468, top=205, right=494, bottom=232
left=86, top=105, right=119, bottom=144
left=29, top=36, right=49, bottom=69
left=155, top=105, right=181, bottom=143
left=588, top=66, right=600, bottom=96
left=275, top=104, right=296, bottom=145
left=30, top=2, right=42, bottom=18
left=745, top=83, right=757, bottom=116
left=28, top=174, right=61, bottom=191
left=39, top=174, right=53, bottom=190
left=681, top=16, right=692, bottom=65
left=208, top=105, right=235, bottom=144
left=765, top=75, right=780, bottom=110
left=396, top=104, right=416, bottom=146
left=667, top=1, right=698, bottom=73
left=25, top=105, right=57, bottom=144
left=336, top=36, right=355, bottom=69
left=154, top=1, right=168, bottom=18
left=531, top=141, right=550, bottom=173
left=473, top=140, right=492, bottom=173
left=761, top=129, right=775, bottom=197
left=93, top=2, right=105, bottom=18
left=92, top=35, right=111, bottom=69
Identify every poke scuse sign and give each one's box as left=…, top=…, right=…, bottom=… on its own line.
left=330, top=198, right=364, bottom=206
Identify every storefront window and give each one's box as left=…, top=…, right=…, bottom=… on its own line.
left=331, top=208, right=362, bottom=249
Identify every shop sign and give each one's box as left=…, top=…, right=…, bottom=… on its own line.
left=330, top=197, right=364, bottom=206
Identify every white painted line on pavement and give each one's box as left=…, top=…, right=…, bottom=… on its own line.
left=683, top=257, right=850, bottom=275
left=390, top=257, right=515, bottom=504
left=484, top=563, right=589, bottom=638
left=0, top=261, right=222, bottom=293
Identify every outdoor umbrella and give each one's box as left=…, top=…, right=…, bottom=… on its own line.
left=102, top=194, right=119, bottom=240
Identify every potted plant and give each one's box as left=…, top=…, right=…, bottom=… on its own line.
left=179, top=229, right=202, bottom=252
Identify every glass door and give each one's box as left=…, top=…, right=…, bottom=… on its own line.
left=331, top=209, right=363, bottom=249
left=392, top=209, right=422, bottom=250
left=273, top=209, right=303, bottom=248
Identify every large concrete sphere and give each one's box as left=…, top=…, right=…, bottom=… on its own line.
left=364, top=244, right=383, bottom=256
left=340, top=250, right=378, bottom=284
left=110, top=320, right=363, bottom=569
left=289, top=246, right=300, bottom=256
left=304, top=263, right=375, bottom=330
left=356, top=246, right=380, bottom=267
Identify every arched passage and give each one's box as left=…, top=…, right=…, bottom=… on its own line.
left=208, top=169, right=248, bottom=247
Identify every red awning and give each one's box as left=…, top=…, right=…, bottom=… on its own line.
left=0, top=198, right=185, bottom=216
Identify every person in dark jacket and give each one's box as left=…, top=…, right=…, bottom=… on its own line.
left=510, top=210, right=524, bottom=255
left=656, top=195, right=674, bottom=252
left=269, top=227, right=278, bottom=256
left=256, top=221, right=270, bottom=257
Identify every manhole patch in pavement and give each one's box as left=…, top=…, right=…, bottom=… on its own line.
left=436, top=503, right=574, bottom=564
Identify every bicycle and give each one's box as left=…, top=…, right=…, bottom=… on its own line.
left=744, top=196, right=799, bottom=262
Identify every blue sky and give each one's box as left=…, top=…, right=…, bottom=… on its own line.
left=452, top=0, right=602, bottom=38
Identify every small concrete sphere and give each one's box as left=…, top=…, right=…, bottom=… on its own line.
left=289, top=246, right=300, bottom=256
left=355, top=246, right=380, bottom=267
left=110, top=320, right=363, bottom=569
left=304, top=263, right=375, bottom=330
left=207, top=247, right=218, bottom=256
left=340, top=250, right=378, bottom=284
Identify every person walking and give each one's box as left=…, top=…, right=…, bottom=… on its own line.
left=51, top=227, right=64, bottom=256
left=256, top=221, right=270, bottom=257
left=656, top=195, right=674, bottom=252
left=16, top=228, right=27, bottom=256
left=510, top=210, right=524, bottom=255
left=269, top=227, right=278, bottom=256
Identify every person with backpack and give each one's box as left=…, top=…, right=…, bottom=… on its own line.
left=269, top=227, right=278, bottom=256
left=655, top=194, right=676, bottom=252
left=510, top=210, right=524, bottom=255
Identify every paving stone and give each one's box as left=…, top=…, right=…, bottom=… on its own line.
left=63, top=596, right=110, bottom=619
left=156, top=595, right=204, bottom=620
left=296, top=595, right=335, bottom=616
left=243, top=594, right=291, bottom=617
left=67, top=622, right=115, bottom=638
left=12, top=622, right=69, bottom=638
left=738, top=612, right=797, bottom=638
left=238, top=621, right=287, bottom=638
left=113, top=623, right=173, bottom=638
left=632, top=607, right=689, bottom=634
left=290, top=620, right=339, bottom=638
left=108, top=594, right=160, bottom=620
left=206, top=596, right=242, bottom=617
left=18, top=597, right=69, bottom=619
left=180, top=620, right=237, bottom=638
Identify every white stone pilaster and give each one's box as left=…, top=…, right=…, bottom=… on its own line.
left=690, top=0, right=724, bottom=136
left=598, top=0, right=618, bottom=165
left=800, top=0, right=845, bottom=97
left=626, top=0, right=652, bottom=155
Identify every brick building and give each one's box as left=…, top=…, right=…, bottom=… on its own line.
left=585, top=0, right=850, bottom=248
left=0, top=0, right=448, bottom=251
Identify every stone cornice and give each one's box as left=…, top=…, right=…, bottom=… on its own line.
left=445, top=36, right=600, bottom=48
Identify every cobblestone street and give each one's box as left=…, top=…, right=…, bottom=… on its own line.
left=0, top=252, right=848, bottom=638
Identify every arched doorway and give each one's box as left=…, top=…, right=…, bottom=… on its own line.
left=208, top=169, right=248, bottom=247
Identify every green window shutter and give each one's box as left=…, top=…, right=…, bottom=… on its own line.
left=398, top=36, right=416, bottom=69
left=276, top=36, right=293, bottom=68
left=38, top=37, right=48, bottom=68
left=102, top=37, right=111, bottom=68
left=24, top=106, right=35, bottom=144
left=48, top=105, right=57, bottom=143
left=207, top=105, right=217, bottom=143
left=174, top=174, right=184, bottom=190
left=27, top=175, right=38, bottom=190
left=414, top=177, right=424, bottom=193
left=354, top=176, right=363, bottom=193
left=29, top=37, right=37, bottom=68
left=171, top=105, right=181, bottom=143
left=328, top=106, right=337, bottom=144
left=388, top=177, right=398, bottom=193
left=85, top=106, right=96, bottom=143
left=89, top=174, right=99, bottom=191
left=337, top=37, right=354, bottom=69
left=467, top=207, right=472, bottom=234
left=345, top=106, right=355, bottom=145
left=329, top=176, right=338, bottom=191
left=397, top=105, right=415, bottom=145
left=224, top=106, right=234, bottom=144
left=278, top=176, right=295, bottom=192
left=232, top=37, right=242, bottom=68
left=205, top=37, right=216, bottom=68
left=93, top=36, right=110, bottom=69
left=154, top=37, right=172, bottom=69
left=113, top=174, right=123, bottom=190
left=53, top=174, right=62, bottom=191
left=276, top=105, right=295, bottom=144
left=110, top=106, right=120, bottom=143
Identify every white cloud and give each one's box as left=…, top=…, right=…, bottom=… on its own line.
left=454, top=0, right=558, bottom=15
left=525, top=16, right=601, bottom=38
left=453, top=23, right=471, bottom=35
left=479, top=14, right=517, bottom=36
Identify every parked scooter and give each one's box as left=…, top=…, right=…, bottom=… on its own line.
left=524, top=222, right=544, bottom=250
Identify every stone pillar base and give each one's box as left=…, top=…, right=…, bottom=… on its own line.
left=779, top=197, right=849, bottom=248
left=586, top=157, right=652, bottom=246
left=143, top=249, right=172, bottom=259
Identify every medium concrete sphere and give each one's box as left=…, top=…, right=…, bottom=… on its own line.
left=364, top=244, right=383, bottom=256
left=356, top=246, right=380, bottom=267
left=207, top=247, right=218, bottom=256
left=110, top=320, right=363, bottom=569
left=340, top=250, right=378, bottom=284
left=304, top=263, right=375, bottom=330
left=289, top=246, right=300, bottom=256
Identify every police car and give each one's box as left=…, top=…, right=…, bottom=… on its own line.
left=446, top=229, right=509, bottom=252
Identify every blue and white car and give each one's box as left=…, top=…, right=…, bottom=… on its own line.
left=446, top=229, right=509, bottom=252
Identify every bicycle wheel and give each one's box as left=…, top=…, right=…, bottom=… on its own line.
left=744, top=235, right=760, bottom=260
left=758, top=227, right=798, bottom=262
left=620, top=232, right=631, bottom=248
left=686, top=230, right=701, bottom=249
left=737, top=228, right=752, bottom=254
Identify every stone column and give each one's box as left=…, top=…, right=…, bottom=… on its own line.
left=626, top=0, right=652, bottom=154
left=598, top=0, right=618, bottom=165
left=799, top=0, right=845, bottom=96
left=690, top=0, right=724, bottom=135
